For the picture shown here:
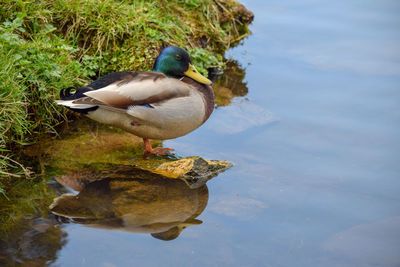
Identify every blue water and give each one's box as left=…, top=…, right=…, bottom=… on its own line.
left=53, top=0, right=400, bottom=266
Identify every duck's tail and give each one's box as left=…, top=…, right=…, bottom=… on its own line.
left=55, top=86, right=98, bottom=113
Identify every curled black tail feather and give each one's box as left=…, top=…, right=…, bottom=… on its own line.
left=59, top=86, right=94, bottom=100
left=59, top=87, right=77, bottom=100
left=58, top=86, right=98, bottom=114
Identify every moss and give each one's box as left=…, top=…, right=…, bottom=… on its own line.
left=0, top=0, right=253, bottom=179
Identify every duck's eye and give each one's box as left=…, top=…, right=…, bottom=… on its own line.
left=175, top=54, right=182, bottom=61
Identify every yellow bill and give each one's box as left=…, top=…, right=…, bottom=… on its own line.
left=184, top=64, right=212, bottom=85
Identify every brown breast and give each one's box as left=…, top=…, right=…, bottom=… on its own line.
left=181, top=76, right=215, bottom=123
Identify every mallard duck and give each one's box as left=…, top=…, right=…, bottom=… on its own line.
left=55, top=46, right=214, bottom=155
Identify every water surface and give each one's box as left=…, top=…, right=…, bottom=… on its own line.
left=2, top=0, right=400, bottom=266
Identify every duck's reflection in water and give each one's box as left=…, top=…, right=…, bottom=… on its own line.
left=50, top=169, right=208, bottom=241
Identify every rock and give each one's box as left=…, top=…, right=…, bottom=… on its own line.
left=153, top=156, right=232, bottom=188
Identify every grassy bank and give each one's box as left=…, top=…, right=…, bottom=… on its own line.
left=0, top=0, right=253, bottom=180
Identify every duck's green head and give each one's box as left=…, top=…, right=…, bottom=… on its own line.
left=153, top=46, right=212, bottom=85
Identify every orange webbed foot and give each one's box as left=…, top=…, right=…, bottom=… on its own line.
left=143, top=138, right=174, bottom=156
left=149, top=147, right=175, bottom=156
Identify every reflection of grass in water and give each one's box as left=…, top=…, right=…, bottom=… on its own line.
left=0, top=177, right=58, bottom=235
left=0, top=178, right=67, bottom=266
left=24, top=118, right=182, bottom=173
left=213, top=60, right=249, bottom=106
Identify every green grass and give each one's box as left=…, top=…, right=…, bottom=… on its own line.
left=0, top=0, right=253, bottom=181
left=0, top=15, right=88, bottom=179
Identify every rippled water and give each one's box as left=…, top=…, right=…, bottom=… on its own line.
left=2, top=0, right=400, bottom=266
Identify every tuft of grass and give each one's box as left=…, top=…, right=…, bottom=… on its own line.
left=0, top=0, right=253, bottom=179
left=0, top=15, right=90, bottom=179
